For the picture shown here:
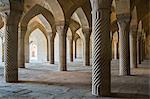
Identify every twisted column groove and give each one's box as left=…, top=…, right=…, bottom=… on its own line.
left=92, top=9, right=111, bottom=96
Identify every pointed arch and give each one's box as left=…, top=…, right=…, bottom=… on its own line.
left=21, top=4, right=56, bottom=34
left=25, top=21, right=48, bottom=41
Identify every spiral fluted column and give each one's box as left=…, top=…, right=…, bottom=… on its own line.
left=91, top=0, right=112, bottom=96
left=117, top=15, right=131, bottom=76
left=5, top=1, right=24, bottom=82
left=83, top=29, right=91, bottom=66
left=130, top=28, right=137, bottom=68
left=57, top=22, right=68, bottom=71
left=18, top=27, right=26, bottom=68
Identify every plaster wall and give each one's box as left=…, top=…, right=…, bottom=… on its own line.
left=29, top=29, right=47, bottom=63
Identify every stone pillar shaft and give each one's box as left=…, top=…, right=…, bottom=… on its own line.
left=130, top=30, right=137, bottom=68
left=49, top=37, right=55, bottom=64
left=84, top=36, right=90, bottom=66
left=18, top=29, right=26, bottom=68
left=5, top=1, right=23, bottom=82
left=47, top=40, right=49, bottom=61
left=57, top=24, right=67, bottom=71
left=117, top=15, right=130, bottom=76
left=91, top=0, right=112, bottom=96
left=83, top=29, right=91, bottom=66
left=69, top=39, right=73, bottom=62
left=114, top=42, right=119, bottom=60
left=137, top=34, right=141, bottom=64
left=142, top=38, right=145, bottom=60
left=74, top=40, right=77, bottom=59
left=59, top=33, right=67, bottom=71
left=25, top=38, right=29, bottom=63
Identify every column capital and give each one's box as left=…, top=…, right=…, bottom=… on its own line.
left=117, top=14, right=131, bottom=23
left=56, top=21, right=69, bottom=36
left=82, top=28, right=91, bottom=38
left=48, top=31, right=56, bottom=39
left=117, top=14, right=131, bottom=30
left=90, top=0, right=112, bottom=10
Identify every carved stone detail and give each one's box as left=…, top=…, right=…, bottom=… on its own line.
left=91, top=0, right=112, bottom=95
left=56, top=23, right=68, bottom=71
left=117, top=15, right=131, bottom=75
left=5, top=1, right=23, bottom=82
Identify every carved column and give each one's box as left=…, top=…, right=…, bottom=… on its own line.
left=117, top=15, right=131, bottom=76
left=57, top=22, right=68, bottom=71
left=49, top=32, right=55, bottom=64
left=130, top=27, right=137, bottom=68
left=18, top=27, right=26, bottom=68
left=91, top=0, right=112, bottom=96
left=114, top=42, right=119, bottom=60
left=137, top=32, right=141, bottom=64
left=68, top=37, right=73, bottom=62
left=82, top=29, right=91, bottom=66
left=5, top=1, right=24, bottom=82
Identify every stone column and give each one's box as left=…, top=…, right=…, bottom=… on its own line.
left=25, top=38, right=29, bottom=63
left=137, top=32, right=141, bottom=64
left=114, top=42, right=119, bottom=60
left=91, top=0, right=112, bottom=96
left=68, top=37, right=73, bottom=62
left=49, top=32, right=55, bottom=64
left=142, top=37, right=145, bottom=61
left=47, top=39, right=49, bottom=61
left=82, top=29, right=91, bottom=66
left=57, top=23, right=68, bottom=71
left=18, top=27, right=26, bottom=68
left=5, top=1, right=23, bottom=82
left=141, top=35, right=145, bottom=61
left=74, top=40, right=77, bottom=59
left=117, top=15, right=131, bottom=76
left=130, top=28, right=137, bottom=68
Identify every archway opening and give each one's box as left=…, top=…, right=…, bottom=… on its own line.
left=29, top=28, right=47, bottom=63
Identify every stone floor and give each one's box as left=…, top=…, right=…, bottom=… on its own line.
left=0, top=59, right=150, bottom=99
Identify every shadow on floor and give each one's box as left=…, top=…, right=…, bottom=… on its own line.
left=18, top=80, right=91, bottom=88
left=18, top=80, right=150, bottom=98
left=110, top=92, right=150, bottom=99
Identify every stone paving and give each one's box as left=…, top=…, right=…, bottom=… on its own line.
left=0, top=60, right=150, bottom=99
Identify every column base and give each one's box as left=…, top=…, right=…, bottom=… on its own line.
left=50, top=61, right=54, bottom=64
left=59, top=66, right=67, bottom=71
